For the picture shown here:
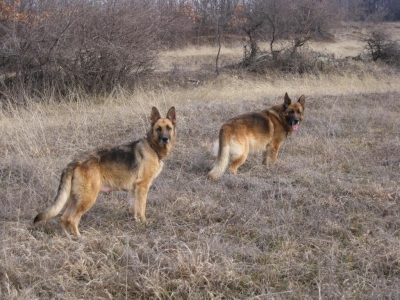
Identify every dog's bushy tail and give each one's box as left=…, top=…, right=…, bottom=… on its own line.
left=208, top=128, right=230, bottom=180
left=210, top=140, right=219, bottom=158
left=34, top=164, right=75, bottom=224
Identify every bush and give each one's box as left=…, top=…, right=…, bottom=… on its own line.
left=237, top=46, right=336, bottom=75
left=362, top=30, right=400, bottom=67
left=0, top=0, right=164, bottom=102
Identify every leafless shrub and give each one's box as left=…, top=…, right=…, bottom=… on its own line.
left=236, top=0, right=338, bottom=74
left=362, top=30, right=400, bottom=67
left=238, top=47, right=338, bottom=75
left=363, top=30, right=391, bottom=61
left=0, top=0, right=163, bottom=103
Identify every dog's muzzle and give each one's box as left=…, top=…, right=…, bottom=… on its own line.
left=159, top=136, right=170, bottom=145
left=289, top=118, right=300, bottom=131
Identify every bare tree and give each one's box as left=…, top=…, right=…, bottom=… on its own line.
left=235, top=0, right=337, bottom=71
left=211, top=0, right=239, bottom=74
left=362, top=29, right=400, bottom=66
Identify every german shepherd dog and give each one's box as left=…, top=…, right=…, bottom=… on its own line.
left=34, top=107, right=176, bottom=236
left=208, top=93, right=305, bottom=180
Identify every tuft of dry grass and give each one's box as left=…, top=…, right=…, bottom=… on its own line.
left=1, top=22, right=400, bottom=299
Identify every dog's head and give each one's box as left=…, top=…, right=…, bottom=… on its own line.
left=150, top=106, right=176, bottom=146
left=282, top=93, right=305, bottom=132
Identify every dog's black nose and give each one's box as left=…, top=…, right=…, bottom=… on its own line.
left=293, top=119, right=299, bottom=125
left=161, top=137, right=169, bottom=143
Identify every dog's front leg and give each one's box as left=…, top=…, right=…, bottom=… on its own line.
left=263, top=141, right=282, bottom=167
left=131, top=182, right=150, bottom=223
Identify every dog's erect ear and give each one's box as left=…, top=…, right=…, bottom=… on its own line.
left=166, top=106, right=176, bottom=124
left=151, top=107, right=161, bottom=124
left=283, top=92, right=291, bottom=109
left=298, top=95, right=305, bottom=108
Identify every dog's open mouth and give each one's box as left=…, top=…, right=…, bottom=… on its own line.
left=290, top=120, right=300, bottom=131
left=286, top=116, right=301, bottom=131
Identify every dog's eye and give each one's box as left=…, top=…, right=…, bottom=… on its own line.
left=156, top=127, right=162, bottom=132
left=297, top=110, right=301, bottom=114
left=166, top=125, right=172, bottom=131
left=289, top=110, right=294, bottom=114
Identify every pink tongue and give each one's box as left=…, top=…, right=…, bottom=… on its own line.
left=292, top=124, right=299, bottom=131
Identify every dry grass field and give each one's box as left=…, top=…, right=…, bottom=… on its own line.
left=1, top=23, right=400, bottom=299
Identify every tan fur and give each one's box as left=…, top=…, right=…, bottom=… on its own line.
left=34, top=107, right=176, bottom=236
left=208, top=93, right=305, bottom=180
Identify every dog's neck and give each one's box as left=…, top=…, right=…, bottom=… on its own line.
left=267, top=108, right=280, bottom=119
left=267, top=108, right=290, bottom=137
left=146, top=136, right=162, bottom=160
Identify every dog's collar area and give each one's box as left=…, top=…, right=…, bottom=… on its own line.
left=268, top=109, right=291, bottom=137
left=147, top=137, right=163, bottom=160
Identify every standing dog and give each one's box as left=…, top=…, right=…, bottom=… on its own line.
left=34, top=106, right=176, bottom=236
left=208, top=93, right=305, bottom=180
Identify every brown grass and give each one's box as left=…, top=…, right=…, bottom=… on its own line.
left=1, top=22, right=400, bottom=299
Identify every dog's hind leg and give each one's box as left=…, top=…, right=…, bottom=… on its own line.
left=208, top=128, right=231, bottom=180
left=60, top=196, right=76, bottom=235
left=65, top=171, right=101, bottom=236
left=67, top=189, right=99, bottom=236
left=262, top=149, right=270, bottom=167
left=228, top=143, right=249, bottom=175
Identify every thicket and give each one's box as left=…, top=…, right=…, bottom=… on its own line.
left=362, top=30, right=400, bottom=67
left=0, top=0, right=164, bottom=102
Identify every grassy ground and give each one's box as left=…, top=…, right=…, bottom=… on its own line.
left=1, top=22, right=400, bottom=299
